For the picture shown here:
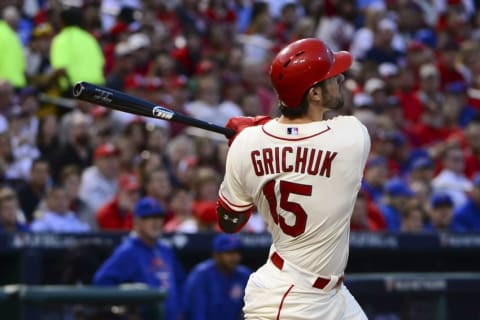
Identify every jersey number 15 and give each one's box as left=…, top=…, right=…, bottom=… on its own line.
left=262, top=180, right=312, bottom=237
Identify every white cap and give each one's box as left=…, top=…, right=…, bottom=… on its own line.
left=364, top=78, right=385, bottom=95
left=419, top=63, right=438, bottom=78
left=354, top=93, right=373, bottom=108
left=378, top=18, right=397, bottom=32
left=114, top=41, right=133, bottom=57
left=60, top=0, right=83, bottom=8
left=378, top=63, right=398, bottom=77
left=128, top=33, right=151, bottom=51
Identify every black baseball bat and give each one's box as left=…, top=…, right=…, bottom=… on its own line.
left=72, top=81, right=235, bottom=138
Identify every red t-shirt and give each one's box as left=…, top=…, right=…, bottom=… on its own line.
left=96, top=199, right=133, bottom=231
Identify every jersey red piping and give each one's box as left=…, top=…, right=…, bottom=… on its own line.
left=261, top=125, right=331, bottom=141
left=276, top=284, right=294, bottom=320
left=219, top=191, right=253, bottom=210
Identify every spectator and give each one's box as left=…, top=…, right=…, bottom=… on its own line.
left=0, top=186, right=28, bottom=232
left=0, top=131, right=32, bottom=185
left=431, top=145, right=472, bottom=209
left=174, top=156, right=198, bottom=190
left=408, top=156, right=436, bottom=185
left=166, top=134, right=197, bottom=175
left=274, top=2, right=300, bottom=46
left=236, top=11, right=275, bottom=65
left=31, top=186, right=90, bottom=233
left=24, top=22, right=58, bottom=91
left=10, top=88, right=40, bottom=159
left=351, top=190, right=386, bottom=231
left=424, top=193, right=455, bottom=232
left=379, top=178, right=415, bottom=231
left=349, top=6, right=385, bottom=60
left=363, top=78, right=388, bottom=114
left=50, top=6, right=105, bottom=94
left=184, top=76, right=224, bottom=126
left=0, top=6, right=26, bottom=88
left=463, top=116, right=480, bottom=178
left=467, top=58, right=480, bottom=111
left=378, top=62, right=399, bottom=96
left=0, top=80, right=14, bottom=133
left=451, top=174, right=480, bottom=232
left=96, top=174, right=141, bottom=231
left=79, top=143, right=120, bottom=216
left=123, top=117, right=148, bottom=154
left=57, top=165, right=92, bottom=227
left=127, top=32, right=152, bottom=77
left=114, top=134, right=138, bottom=175
left=239, top=92, right=262, bottom=118
left=90, top=106, right=117, bottom=147
left=93, top=197, right=185, bottom=320
left=36, top=114, right=61, bottom=169
left=290, top=15, right=316, bottom=42
left=192, top=167, right=221, bottom=203
left=145, top=126, right=170, bottom=161
left=160, top=76, right=190, bottom=137
left=183, top=233, right=252, bottom=320
left=164, top=186, right=197, bottom=233
left=194, top=200, right=220, bottom=232
left=17, top=157, right=50, bottom=222
left=361, top=156, right=389, bottom=203
left=443, top=81, right=478, bottom=128
left=436, top=41, right=465, bottom=91
left=412, top=63, right=441, bottom=126
left=143, top=166, right=173, bottom=216
left=52, top=112, right=93, bottom=182
left=315, top=0, right=356, bottom=52
left=400, top=200, right=426, bottom=233
left=105, top=40, right=135, bottom=91
left=364, top=18, right=405, bottom=65
left=218, top=75, right=245, bottom=125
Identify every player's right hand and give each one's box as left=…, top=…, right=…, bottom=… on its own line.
left=226, top=115, right=271, bottom=146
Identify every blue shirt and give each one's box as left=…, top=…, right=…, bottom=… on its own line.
left=183, top=259, right=251, bottom=320
left=93, top=235, right=185, bottom=320
left=422, top=222, right=454, bottom=233
left=361, top=182, right=384, bottom=204
left=0, top=222, right=30, bottom=232
left=451, top=199, right=480, bottom=232
left=379, top=204, right=402, bottom=231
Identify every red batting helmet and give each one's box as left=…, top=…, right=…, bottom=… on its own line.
left=269, top=38, right=353, bottom=108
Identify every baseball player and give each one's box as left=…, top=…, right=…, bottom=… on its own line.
left=93, top=197, right=185, bottom=320
left=217, top=38, right=370, bottom=319
left=182, top=233, right=252, bottom=320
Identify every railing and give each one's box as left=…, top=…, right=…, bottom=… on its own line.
left=0, top=284, right=166, bottom=320
left=1, top=232, right=480, bottom=319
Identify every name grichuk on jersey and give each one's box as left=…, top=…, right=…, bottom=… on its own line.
left=219, top=116, right=371, bottom=277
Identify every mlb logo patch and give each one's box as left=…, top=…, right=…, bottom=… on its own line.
left=287, top=127, right=299, bottom=135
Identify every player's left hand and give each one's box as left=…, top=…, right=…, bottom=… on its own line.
left=226, top=115, right=271, bottom=146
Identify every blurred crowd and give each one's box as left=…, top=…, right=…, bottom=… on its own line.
left=1, top=0, right=480, bottom=236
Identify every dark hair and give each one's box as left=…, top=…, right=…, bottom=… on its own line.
left=279, top=99, right=309, bottom=119
left=279, top=82, right=327, bottom=119
left=31, top=157, right=50, bottom=169
left=59, top=165, right=80, bottom=184
left=60, top=7, right=84, bottom=27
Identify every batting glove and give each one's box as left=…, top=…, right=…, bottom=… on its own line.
left=226, top=115, right=271, bottom=146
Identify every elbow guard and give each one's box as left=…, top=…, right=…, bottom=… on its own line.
left=216, top=198, right=252, bottom=233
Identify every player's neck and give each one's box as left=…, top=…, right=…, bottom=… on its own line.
left=278, top=109, right=326, bottom=124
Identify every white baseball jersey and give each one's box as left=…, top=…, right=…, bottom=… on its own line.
left=219, top=116, right=371, bottom=277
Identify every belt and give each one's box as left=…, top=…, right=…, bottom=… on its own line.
left=270, top=252, right=344, bottom=290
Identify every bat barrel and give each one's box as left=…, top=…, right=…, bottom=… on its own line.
left=72, top=82, right=235, bottom=139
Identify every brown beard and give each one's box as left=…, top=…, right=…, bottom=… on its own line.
left=321, top=86, right=344, bottom=110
